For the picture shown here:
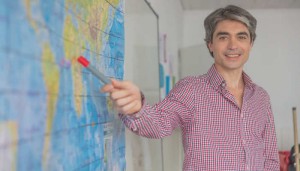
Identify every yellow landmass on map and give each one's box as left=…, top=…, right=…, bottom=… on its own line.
left=41, top=43, right=60, bottom=169
left=107, top=0, right=121, bottom=7
left=63, top=15, right=85, bottom=117
left=106, top=96, right=114, bottom=114
left=23, top=0, right=39, bottom=32
left=94, top=0, right=117, bottom=63
left=0, top=121, right=18, bottom=171
left=62, top=0, right=120, bottom=117
left=65, top=0, right=116, bottom=61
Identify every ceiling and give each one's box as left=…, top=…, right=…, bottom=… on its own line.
left=180, top=0, right=300, bottom=10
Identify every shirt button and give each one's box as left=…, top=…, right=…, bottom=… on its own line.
left=221, top=82, right=226, bottom=87
left=242, top=139, right=246, bottom=145
left=246, top=165, right=250, bottom=170
left=132, top=123, right=137, bottom=132
left=241, top=114, right=243, bottom=118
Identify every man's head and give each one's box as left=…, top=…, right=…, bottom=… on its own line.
left=204, top=5, right=257, bottom=57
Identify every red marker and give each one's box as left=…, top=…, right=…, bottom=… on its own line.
left=77, top=56, right=111, bottom=84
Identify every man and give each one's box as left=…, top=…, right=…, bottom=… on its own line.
left=102, top=5, right=280, bottom=171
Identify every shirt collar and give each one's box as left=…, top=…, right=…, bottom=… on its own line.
left=242, top=71, right=255, bottom=90
left=206, top=64, right=255, bottom=90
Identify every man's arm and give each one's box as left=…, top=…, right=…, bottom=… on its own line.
left=101, top=78, right=195, bottom=139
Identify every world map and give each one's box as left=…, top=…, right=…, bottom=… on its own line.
left=0, top=0, right=125, bottom=170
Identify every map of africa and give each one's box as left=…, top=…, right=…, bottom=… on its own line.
left=0, top=0, right=125, bottom=170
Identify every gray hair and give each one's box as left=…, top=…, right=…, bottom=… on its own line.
left=204, top=5, right=257, bottom=57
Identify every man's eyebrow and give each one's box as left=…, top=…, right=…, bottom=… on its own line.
left=216, top=32, right=229, bottom=36
left=237, top=32, right=249, bottom=36
left=215, top=31, right=250, bottom=37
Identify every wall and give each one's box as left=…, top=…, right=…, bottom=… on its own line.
left=182, top=8, right=300, bottom=150
left=125, top=9, right=163, bottom=171
left=124, top=0, right=184, bottom=171
left=148, top=1, right=184, bottom=170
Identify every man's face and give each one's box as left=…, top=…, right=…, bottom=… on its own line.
left=208, top=20, right=253, bottom=72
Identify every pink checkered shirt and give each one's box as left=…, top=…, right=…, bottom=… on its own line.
left=120, top=65, right=280, bottom=171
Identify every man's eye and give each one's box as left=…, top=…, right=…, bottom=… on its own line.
left=238, top=36, right=247, bottom=40
left=219, top=36, right=227, bottom=40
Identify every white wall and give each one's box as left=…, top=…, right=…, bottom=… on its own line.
left=147, top=0, right=184, bottom=79
left=125, top=11, right=163, bottom=171
left=182, top=8, right=300, bottom=150
left=145, top=1, right=184, bottom=170
left=124, top=0, right=184, bottom=171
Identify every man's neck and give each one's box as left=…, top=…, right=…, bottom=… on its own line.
left=215, top=65, right=244, bottom=90
left=214, top=64, right=245, bottom=108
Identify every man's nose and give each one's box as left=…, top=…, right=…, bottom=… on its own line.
left=227, top=38, right=238, bottom=50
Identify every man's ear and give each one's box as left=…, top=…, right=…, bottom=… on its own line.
left=250, top=41, right=254, bottom=47
left=208, top=42, right=213, bottom=53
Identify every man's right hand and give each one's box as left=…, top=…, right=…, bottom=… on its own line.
left=101, top=79, right=142, bottom=115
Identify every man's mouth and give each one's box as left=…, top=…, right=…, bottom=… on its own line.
left=225, top=54, right=241, bottom=58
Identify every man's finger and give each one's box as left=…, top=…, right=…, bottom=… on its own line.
left=111, top=90, right=131, bottom=101
left=118, top=100, right=139, bottom=115
left=115, top=95, right=133, bottom=107
left=101, top=84, right=114, bottom=93
left=111, top=79, right=132, bottom=90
